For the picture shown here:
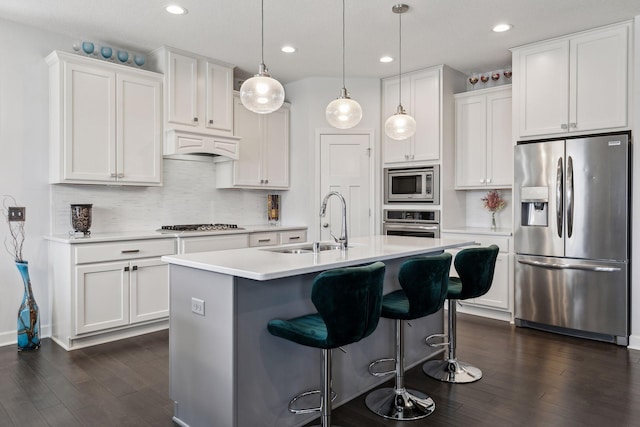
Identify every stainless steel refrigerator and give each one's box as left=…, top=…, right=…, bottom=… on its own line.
left=514, top=132, right=630, bottom=345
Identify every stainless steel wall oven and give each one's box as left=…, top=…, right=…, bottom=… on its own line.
left=383, top=209, right=440, bottom=238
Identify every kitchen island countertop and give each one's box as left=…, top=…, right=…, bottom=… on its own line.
left=162, top=234, right=476, bottom=281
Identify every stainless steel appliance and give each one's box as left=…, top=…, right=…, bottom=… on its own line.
left=383, top=209, right=440, bottom=238
left=384, top=166, right=440, bottom=204
left=514, top=132, right=630, bottom=345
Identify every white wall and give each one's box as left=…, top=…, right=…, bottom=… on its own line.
left=283, top=77, right=381, bottom=241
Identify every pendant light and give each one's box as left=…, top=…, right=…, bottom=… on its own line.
left=240, top=0, right=285, bottom=114
left=385, top=4, right=416, bottom=140
left=325, top=0, right=362, bottom=129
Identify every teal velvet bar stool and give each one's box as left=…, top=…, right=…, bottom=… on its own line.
left=423, top=245, right=499, bottom=383
left=365, top=253, right=452, bottom=421
left=267, top=261, right=386, bottom=427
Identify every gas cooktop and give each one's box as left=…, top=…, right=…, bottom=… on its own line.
left=158, top=224, right=244, bottom=232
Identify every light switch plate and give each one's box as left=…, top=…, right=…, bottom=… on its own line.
left=191, top=297, right=205, bottom=316
left=8, top=207, right=25, bottom=222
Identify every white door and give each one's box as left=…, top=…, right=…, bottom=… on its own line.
left=167, top=51, right=198, bottom=127
left=319, top=132, right=373, bottom=241
left=130, top=258, right=170, bottom=323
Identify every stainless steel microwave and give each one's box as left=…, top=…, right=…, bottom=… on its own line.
left=384, top=166, right=440, bottom=204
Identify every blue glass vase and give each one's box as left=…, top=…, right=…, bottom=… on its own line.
left=16, top=261, right=40, bottom=350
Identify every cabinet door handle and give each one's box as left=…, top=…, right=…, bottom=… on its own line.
left=258, top=238, right=272, bottom=243
left=193, top=117, right=198, bottom=122
left=404, top=154, right=408, bottom=160
left=570, top=123, right=577, bottom=128
left=208, top=119, right=213, bottom=124
left=110, top=173, right=117, bottom=178
left=121, top=249, right=140, bottom=254
left=480, top=179, right=485, bottom=184
left=486, top=178, right=492, bottom=183
left=132, top=265, right=138, bottom=271
left=117, top=173, right=124, bottom=178
left=561, top=124, right=568, bottom=129
left=411, top=154, right=415, bottom=160
left=260, top=179, right=264, bottom=184
left=124, top=266, right=130, bottom=272
left=265, top=179, right=268, bottom=184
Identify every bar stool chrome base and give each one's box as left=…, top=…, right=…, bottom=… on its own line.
left=422, top=358, right=482, bottom=384
left=365, top=387, right=435, bottom=420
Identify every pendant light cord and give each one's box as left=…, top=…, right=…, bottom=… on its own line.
left=342, top=0, right=346, bottom=90
left=398, top=9, right=402, bottom=108
left=261, top=0, right=265, bottom=67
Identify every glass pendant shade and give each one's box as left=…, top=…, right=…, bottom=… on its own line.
left=385, top=106, right=416, bottom=140
left=326, top=88, right=362, bottom=129
left=386, top=4, right=416, bottom=141
left=240, top=64, right=285, bottom=114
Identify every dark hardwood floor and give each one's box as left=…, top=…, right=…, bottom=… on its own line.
left=1, top=314, right=639, bottom=426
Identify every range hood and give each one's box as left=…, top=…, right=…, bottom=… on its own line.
left=163, top=130, right=240, bottom=160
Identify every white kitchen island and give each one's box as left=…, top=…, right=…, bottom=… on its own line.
left=162, top=235, right=475, bottom=427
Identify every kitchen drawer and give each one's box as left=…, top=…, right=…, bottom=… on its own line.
left=249, top=232, right=279, bottom=247
left=180, top=234, right=249, bottom=254
left=280, top=230, right=307, bottom=245
left=74, top=239, right=176, bottom=264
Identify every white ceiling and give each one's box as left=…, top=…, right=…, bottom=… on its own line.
left=2, top=0, right=640, bottom=83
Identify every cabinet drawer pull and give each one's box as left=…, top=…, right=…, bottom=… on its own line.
left=209, top=119, right=213, bottom=124
left=132, top=265, right=138, bottom=271
left=121, top=249, right=140, bottom=254
left=561, top=124, right=568, bottom=129
left=110, top=173, right=117, bottom=178
left=117, top=173, right=124, bottom=178
left=258, top=239, right=271, bottom=243
left=288, top=236, right=301, bottom=240
left=193, top=117, right=198, bottom=122
left=570, top=122, right=577, bottom=128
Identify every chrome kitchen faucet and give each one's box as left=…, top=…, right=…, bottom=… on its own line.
left=319, top=191, right=348, bottom=250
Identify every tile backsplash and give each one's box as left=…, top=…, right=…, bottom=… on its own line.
left=50, top=158, right=273, bottom=234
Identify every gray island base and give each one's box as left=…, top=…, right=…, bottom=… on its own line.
left=162, top=235, right=475, bottom=427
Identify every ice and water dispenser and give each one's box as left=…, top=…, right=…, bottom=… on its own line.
left=520, top=186, right=549, bottom=227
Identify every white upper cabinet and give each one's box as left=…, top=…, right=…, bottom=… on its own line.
left=455, top=85, right=512, bottom=189
left=513, top=22, right=630, bottom=138
left=47, top=51, right=162, bottom=186
left=149, top=47, right=239, bottom=157
left=382, top=67, right=440, bottom=165
left=216, top=95, right=290, bottom=189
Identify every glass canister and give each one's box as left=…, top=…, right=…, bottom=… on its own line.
left=70, top=204, right=93, bottom=236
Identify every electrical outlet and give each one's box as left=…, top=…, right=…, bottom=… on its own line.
left=191, top=297, right=205, bottom=316
left=8, top=207, right=25, bottom=222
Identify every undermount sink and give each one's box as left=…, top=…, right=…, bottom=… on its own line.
left=262, top=242, right=349, bottom=254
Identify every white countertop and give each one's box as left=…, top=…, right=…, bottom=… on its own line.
left=44, top=224, right=308, bottom=244
left=162, top=235, right=476, bottom=281
left=441, top=226, right=512, bottom=236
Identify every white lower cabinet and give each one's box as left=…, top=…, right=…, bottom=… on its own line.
left=443, top=233, right=513, bottom=322
left=49, top=237, right=175, bottom=350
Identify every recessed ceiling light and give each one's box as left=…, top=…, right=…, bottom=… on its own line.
left=492, top=23, right=512, bottom=33
left=165, top=5, right=188, bottom=15
left=281, top=46, right=296, bottom=53
left=379, top=56, right=393, bottom=63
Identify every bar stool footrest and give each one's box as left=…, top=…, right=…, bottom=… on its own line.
left=288, top=389, right=337, bottom=414
left=425, top=333, right=448, bottom=348
left=367, top=357, right=396, bottom=377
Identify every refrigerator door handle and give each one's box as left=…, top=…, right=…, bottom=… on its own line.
left=517, top=258, right=621, bottom=272
left=556, top=157, right=563, bottom=238
left=567, top=156, right=574, bottom=238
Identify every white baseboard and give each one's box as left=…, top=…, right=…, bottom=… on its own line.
left=628, top=334, right=640, bottom=350
left=0, top=323, right=51, bottom=349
